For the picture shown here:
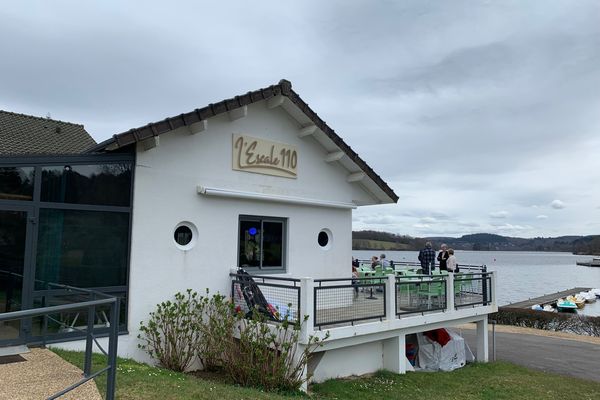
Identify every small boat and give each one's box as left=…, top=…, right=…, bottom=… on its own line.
left=576, top=257, right=600, bottom=267
left=579, top=291, right=597, bottom=303
left=531, top=304, right=543, bottom=311
left=556, top=298, right=577, bottom=312
left=542, top=304, right=556, bottom=312
left=591, top=288, right=600, bottom=298
left=567, top=295, right=585, bottom=309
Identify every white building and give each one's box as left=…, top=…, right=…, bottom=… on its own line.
left=0, top=80, right=496, bottom=384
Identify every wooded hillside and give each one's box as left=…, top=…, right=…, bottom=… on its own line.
left=352, top=231, right=600, bottom=255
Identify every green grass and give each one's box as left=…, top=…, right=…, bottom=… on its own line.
left=53, top=349, right=600, bottom=400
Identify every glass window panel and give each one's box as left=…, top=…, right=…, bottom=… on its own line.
left=0, top=167, right=34, bottom=201
left=239, top=219, right=261, bottom=268
left=41, top=163, right=132, bottom=207
left=262, top=221, right=283, bottom=268
left=35, top=209, right=129, bottom=289
left=238, top=216, right=285, bottom=270
left=31, top=291, right=128, bottom=335
left=0, top=210, right=27, bottom=340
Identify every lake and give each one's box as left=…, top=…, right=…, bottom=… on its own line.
left=353, top=250, right=600, bottom=317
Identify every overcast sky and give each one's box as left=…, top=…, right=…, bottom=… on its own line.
left=2, top=1, right=599, bottom=238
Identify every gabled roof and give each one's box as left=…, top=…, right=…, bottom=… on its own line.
left=0, top=110, right=96, bottom=156
left=88, top=80, right=398, bottom=203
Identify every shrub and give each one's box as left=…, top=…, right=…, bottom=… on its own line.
left=139, top=290, right=327, bottom=392
left=138, top=289, right=202, bottom=372
left=195, top=291, right=237, bottom=371
left=492, top=307, right=600, bottom=337
left=222, top=312, right=327, bottom=391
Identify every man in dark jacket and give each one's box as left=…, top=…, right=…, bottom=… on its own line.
left=418, top=242, right=436, bottom=275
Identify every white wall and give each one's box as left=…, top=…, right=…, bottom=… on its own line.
left=310, top=341, right=384, bottom=382
left=115, top=100, right=373, bottom=360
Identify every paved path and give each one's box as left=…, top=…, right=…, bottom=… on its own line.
left=460, top=327, right=600, bottom=382
left=0, top=348, right=102, bottom=400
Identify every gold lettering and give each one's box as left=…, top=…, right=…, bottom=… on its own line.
left=233, top=134, right=297, bottom=178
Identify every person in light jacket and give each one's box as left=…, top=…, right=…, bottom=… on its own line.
left=446, top=249, right=458, bottom=273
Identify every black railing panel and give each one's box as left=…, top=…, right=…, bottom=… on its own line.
left=230, top=273, right=301, bottom=323
left=313, top=277, right=386, bottom=328
left=454, top=272, right=493, bottom=308
left=395, top=276, right=447, bottom=316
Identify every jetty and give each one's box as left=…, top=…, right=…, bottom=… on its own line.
left=505, top=287, right=590, bottom=309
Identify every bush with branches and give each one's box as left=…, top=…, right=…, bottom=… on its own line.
left=138, top=289, right=326, bottom=391
left=137, top=289, right=202, bottom=372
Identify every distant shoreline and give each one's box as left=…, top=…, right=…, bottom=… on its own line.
left=353, top=247, right=600, bottom=256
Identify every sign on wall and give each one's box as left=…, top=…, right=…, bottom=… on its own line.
left=232, top=134, right=298, bottom=178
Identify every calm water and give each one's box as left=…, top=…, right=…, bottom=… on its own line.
left=353, top=250, right=600, bottom=316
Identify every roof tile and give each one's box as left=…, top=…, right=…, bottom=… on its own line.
left=0, top=110, right=96, bottom=155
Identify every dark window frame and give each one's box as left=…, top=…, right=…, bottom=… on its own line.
left=238, top=215, right=287, bottom=272
left=0, top=152, right=134, bottom=343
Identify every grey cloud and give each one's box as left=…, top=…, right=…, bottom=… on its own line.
left=2, top=1, right=599, bottom=238
left=551, top=200, right=566, bottom=209
left=489, top=211, right=509, bottom=219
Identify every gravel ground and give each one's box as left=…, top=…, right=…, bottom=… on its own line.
left=0, top=348, right=102, bottom=400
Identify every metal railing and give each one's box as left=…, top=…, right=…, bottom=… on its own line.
left=395, top=275, right=448, bottom=316
left=355, top=259, right=487, bottom=273
left=230, top=273, right=301, bottom=323
left=313, top=277, right=387, bottom=328
left=0, top=282, right=119, bottom=400
left=454, top=271, right=493, bottom=308
left=228, top=268, right=495, bottom=332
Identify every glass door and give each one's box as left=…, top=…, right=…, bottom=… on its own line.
left=0, top=207, right=33, bottom=345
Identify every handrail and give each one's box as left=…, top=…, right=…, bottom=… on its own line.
left=355, top=259, right=487, bottom=271
left=0, top=271, right=119, bottom=400
left=0, top=298, right=115, bottom=321
left=229, top=272, right=301, bottom=283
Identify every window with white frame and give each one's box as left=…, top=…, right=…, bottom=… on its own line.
left=238, top=215, right=286, bottom=271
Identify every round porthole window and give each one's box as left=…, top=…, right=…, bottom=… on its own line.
left=173, top=222, right=197, bottom=250
left=318, top=229, right=332, bottom=250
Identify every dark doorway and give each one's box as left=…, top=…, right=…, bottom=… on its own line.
left=0, top=207, right=33, bottom=345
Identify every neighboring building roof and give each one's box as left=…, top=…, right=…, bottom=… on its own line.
left=0, top=110, right=96, bottom=156
left=89, top=79, right=399, bottom=203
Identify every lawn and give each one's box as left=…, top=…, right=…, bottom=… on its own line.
left=53, top=349, right=600, bottom=400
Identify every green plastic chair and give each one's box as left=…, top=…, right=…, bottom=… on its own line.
left=417, top=277, right=445, bottom=307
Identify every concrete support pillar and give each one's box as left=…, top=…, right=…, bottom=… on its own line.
left=490, top=271, right=497, bottom=306
left=298, top=278, right=314, bottom=393
left=446, top=272, right=455, bottom=312
left=385, top=274, right=397, bottom=321
left=295, top=343, right=308, bottom=392
left=476, top=317, right=489, bottom=362
left=299, top=277, right=314, bottom=344
left=383, top=334, right=406, bottom=374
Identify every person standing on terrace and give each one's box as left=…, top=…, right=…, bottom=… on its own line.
left=380, top=253, right=390, bottom=268
left=446, top=249, right=458, bottom=273
left=437, top=244, right=449, bottom=271
left=418, top=242, right=436, bottom=274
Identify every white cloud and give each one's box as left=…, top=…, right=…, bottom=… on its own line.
left=413, top=223, right=431, bottom=229
left=551, top=200, right=566, bottom=209
left=489, top=211, right=509, bottom=219
left=536, top=215, right=549, bottom=219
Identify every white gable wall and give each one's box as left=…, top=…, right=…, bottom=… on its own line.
left=113, top=101, right=374, bottom=360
